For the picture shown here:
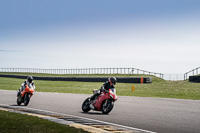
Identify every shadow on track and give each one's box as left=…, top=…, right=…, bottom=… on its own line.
left=80, top=111, right=109, bottom=115
left=10, top=104, right=26, bottom=106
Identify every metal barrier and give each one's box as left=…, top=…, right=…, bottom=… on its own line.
left=0, top=74, right=152, bottom=83
left=0, top=67, right=163, bottom=79
left=184, top=67, right=200, bottom=80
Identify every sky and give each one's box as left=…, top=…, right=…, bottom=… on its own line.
left=0, top=0, right=200, bottom=74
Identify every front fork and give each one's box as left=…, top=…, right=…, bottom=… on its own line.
left=103, top=99, right=108, bottom=108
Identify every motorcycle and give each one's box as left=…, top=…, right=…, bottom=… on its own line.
left=82, top=88, right=118, bottom=114
left=17, top=84, right=34, bottom=106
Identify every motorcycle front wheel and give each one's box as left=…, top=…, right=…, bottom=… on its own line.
left=82, top=98, right=91, bottom=112
left=24, top=93, right=30, bottom=106
left=102, top=99, right=114, bottom=114
left=17, top=96, right=22, bottom=105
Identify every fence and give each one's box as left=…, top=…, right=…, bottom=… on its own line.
left=184, top=67, right=200, bottom=80
left=0, top=67, right=163, bottom=78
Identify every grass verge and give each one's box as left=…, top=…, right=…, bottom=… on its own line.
left=0, top=110, right=88, bottom=133
left=0, top=72, right=200, bottom=100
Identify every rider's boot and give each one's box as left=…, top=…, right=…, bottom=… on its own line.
left=89, top=96, right=95, bottom=109
left=89, top=95, right=97, bottom=110
left=89, top=104, right=95, bottom=110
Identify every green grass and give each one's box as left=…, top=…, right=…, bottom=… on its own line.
left=0, top=110, right=88, bottom=133
left=0, top=72, right=200, bottom=100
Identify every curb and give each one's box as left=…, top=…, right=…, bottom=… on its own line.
left=0, top=107, right=109, bottom=133
left=0, top=104, right=155, bottom=133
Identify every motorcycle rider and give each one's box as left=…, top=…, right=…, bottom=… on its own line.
left=17, top=76, right=35, bottom=96
left=90, top=77, right=117, bottom=105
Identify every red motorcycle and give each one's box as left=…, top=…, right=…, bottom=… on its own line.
left=17, top=84, right=34, bottom=106
left=82, top=88, right=118, bottom=114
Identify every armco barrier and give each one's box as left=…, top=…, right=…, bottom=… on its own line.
left=189, top=76, right=200, bottom=83
left=0, top=74, right=152, bottom=83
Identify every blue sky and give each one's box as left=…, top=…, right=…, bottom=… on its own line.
left=0, top=0, right=200, bottom=73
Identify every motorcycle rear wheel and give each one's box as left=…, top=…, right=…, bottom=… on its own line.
left=82, top=98, right=91, bottom=112
left=102, top=100, right=114, bottom=114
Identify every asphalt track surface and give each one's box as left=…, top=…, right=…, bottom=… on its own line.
left=0, top=90, right=200, bottom=133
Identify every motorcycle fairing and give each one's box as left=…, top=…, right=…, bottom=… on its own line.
left=21, top=85, right=34, bottom=97
left=93, top=92, right=110, bottom=111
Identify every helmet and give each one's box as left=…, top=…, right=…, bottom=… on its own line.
left=108, top=77, right=117, bottom=85
left=27, top=76, right=33, bottom=83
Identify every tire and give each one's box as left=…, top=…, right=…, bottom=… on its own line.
left=17, top=96, right=22, bottom=105
left=102, top=99, right=114, bottom=114
left=24, top=93, right=30, bottom=106
left=82, top=98, right=91, bottom=112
